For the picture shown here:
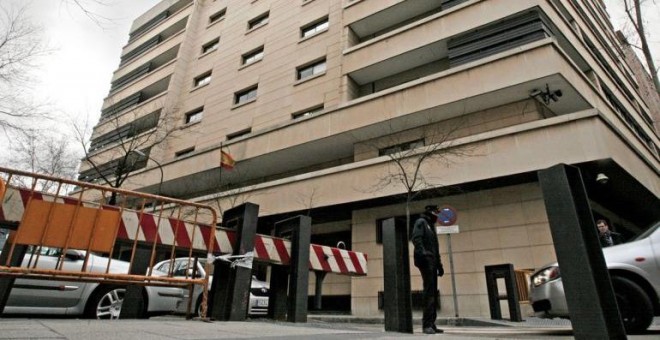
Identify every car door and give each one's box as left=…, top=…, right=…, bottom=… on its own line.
left=168, top=258, right=205, bottom=314
left=6, top=247, right=88, bottom=310
left=153, top=258, right=203, bottom=314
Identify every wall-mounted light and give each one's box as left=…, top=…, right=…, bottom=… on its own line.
left=596, top=173, right=609, bottom=184
left=530, top=84, right=563, bottom=104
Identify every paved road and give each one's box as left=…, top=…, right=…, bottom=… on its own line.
left=1, top=316, right=659, bottom=340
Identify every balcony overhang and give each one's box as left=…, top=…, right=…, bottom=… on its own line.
left=145, top=113, right=660, bottom=228
left=127, top=42, right=599, bottom=202
left=343, top=0, right=540, bottom=75
left=347, top=0, right=443, bottom=38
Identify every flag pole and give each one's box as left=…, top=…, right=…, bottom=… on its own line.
left=219, top=142, right=223, bottom=192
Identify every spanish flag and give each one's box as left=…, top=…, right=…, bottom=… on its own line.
left=220, top=150, right=235, bottom=170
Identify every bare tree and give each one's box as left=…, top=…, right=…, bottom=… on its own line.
left=74, top=104, right=179, bottom=204
left=295, top=187, right=320, bottom=217
left=0, top=0, right=117, bottom=139
left=207, top=167, right=257, bottom=221
left=0, top=3, right=50, bottom=137
left=62, top=0, right=112, bottom=26
left=621, top=0, right=659, bottom=93
left=359, top=116, right=473, bottom=232
left=7, top=131, right=80, bottom=193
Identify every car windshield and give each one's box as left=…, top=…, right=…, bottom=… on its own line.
left=632, top=220, right=660, bottom=241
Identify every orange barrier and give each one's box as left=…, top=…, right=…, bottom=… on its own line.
left=0, top=166, right=369, bottom=318
left=0, top=178, right=5, bottom=203
left=0, top=166, right=217, bottom=316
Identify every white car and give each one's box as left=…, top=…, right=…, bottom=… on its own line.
left=153, top=257, right=269, bottom=316
left=2, top=247, right=182, bottom=319
left=530, top=220, right=660, bottom=333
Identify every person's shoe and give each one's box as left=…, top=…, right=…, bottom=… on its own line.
left=432, top=325, right=444, bottom=334
left=423, top=327, right=436, bottom=334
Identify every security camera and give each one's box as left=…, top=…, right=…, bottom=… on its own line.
left=596, top=173, right=609, bottom=184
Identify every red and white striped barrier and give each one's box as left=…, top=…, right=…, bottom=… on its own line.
left=1, top=186, right=368, bottom=276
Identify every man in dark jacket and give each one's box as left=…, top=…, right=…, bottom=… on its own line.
left=411, top=205, right=444, bottom=334
left=596, top=219, right=622, bottom=247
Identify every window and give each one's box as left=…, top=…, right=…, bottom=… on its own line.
left=175, top=147, right=195, bottom=157
left=194, top=72, right=212, bottom=88
left=248, top=12, right=269, bottom=30
left=301, top=17, right=328, bottom=39
left=234, top=85, right=258, bottom=105
left=227, top=128, right=252, bottom=140
left=379, top=139, right=424, bottom=156
left=297, top=59, right=326, bottom=80
left=242, top=46, right=264, bottom=65
left=292, top=105, right=323, bottom=119
left=209, top=9, right=226, bottom=24
left=185, top=107, right=203, bottom=124
left=201, top=38, right=219, bottom=54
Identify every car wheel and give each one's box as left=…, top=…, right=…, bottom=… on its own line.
left=85, top=286, right=126, bottom=320
left=611, top=276, right=653, bottom=333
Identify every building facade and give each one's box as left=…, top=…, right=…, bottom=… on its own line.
left=80, top=0, right=660, bottom=317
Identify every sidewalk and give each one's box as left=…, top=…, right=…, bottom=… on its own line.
left=310, top=312, right=660, bottom=328
left=309, top=313, right=574, bottom=327
left=0, top=315, right=658, bottom=340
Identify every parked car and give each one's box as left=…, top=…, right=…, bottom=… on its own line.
left=530, top=220, right=660, bottom=333
left=153, top=257, right=269, bottom=316
left=2, top=247, right=183, bottom=319
left=0, top=228, right=7, bottom=250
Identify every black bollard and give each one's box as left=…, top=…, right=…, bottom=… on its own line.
left=381, top=217, right=413, bottom=333
left=484, top=263, right=521, bottom=321
left=0, top=241, right=27, bottom=315
left=269, top=215, right=311, bottom=322
left=119, top=245, right=151, bottom=319
left=313, top=271, right=325, bottom=310
left=538, top=164, right=626, bottom=339
left=207, top=203, right=259, bottom=321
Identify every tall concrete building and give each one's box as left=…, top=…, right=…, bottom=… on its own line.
left=80, top=0, right=659, bottom=317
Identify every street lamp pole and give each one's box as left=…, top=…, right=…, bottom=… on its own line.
left=131, top=150, right=164, bottom=196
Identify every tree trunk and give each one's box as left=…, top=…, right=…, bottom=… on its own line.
left=633, top=0, right=660, bottom=93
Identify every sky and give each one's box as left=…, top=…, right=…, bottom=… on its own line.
left=0, top=0, right=657, bottom=161
left=5, top=0, right=161, bottom=123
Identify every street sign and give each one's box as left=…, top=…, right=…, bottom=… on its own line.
left=436, top=205, right=458, bottom=226
left=436, top=225, right=460, bottom=234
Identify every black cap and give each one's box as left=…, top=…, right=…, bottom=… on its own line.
left=425, top=205, right=438, bottom=212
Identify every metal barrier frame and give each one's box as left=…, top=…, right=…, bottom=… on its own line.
left=0, top=166, right=217, bottom=317
left=0, top=166, right=370, bottom=321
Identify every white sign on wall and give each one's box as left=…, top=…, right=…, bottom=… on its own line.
left=436, top=225, right=460, bottom=234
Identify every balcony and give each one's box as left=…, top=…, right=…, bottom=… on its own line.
left=100, top=76, right=170, bottom=120
left=128, top=0, right=193, bottom=43
left=110, top=45, right=179, bottom=93
left=347, top=9, right=554, bottom=99
left=120, top=17, right=187, bottom=66
left=88, top=110, right=161, bottom=153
